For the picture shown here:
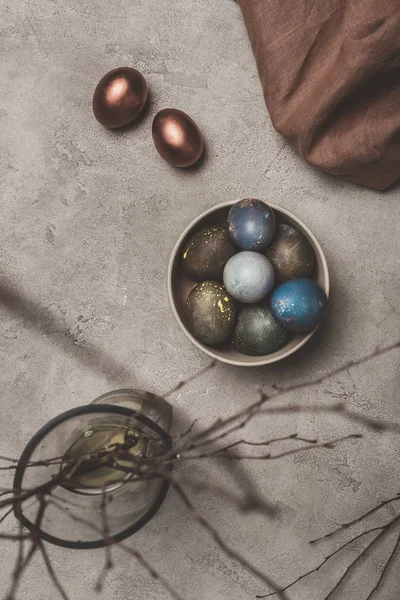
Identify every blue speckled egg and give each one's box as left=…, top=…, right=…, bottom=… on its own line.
left=228, top=199, right=276, bottom=251
left=223, top=251, right=275, bottom=303
left=270, top=278, right=328, bottom=332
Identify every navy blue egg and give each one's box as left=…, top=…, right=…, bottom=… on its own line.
left=228, top=199, right=276, bottom=251
left=270, top=278, right=328, bottom=332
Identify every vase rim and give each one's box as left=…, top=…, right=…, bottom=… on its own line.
left=13, top=403, right=172, bottom=549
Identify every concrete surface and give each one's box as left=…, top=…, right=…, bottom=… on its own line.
left=0, top=0, right=399, bottom=599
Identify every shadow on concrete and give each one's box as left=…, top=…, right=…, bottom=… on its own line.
left=0, top=277, right=134, bottom=385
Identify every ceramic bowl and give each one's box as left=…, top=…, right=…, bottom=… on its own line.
left=168, top=202, right=329, bottom=366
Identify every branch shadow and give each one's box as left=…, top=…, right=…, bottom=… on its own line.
left=0, top=277, right=134, bottom=385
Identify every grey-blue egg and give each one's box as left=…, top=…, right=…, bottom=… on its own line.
left=228, top=199, right=276, bottom=251
left=223, top=251, right=275, bottom=303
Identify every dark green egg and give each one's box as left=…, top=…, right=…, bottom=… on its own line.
left=181, top=226, right=237, bottom=282
left=264, top=222, right=315, bottom=282
left=185, top=281, right=237, bottom=346
left=233, top=304, right=289, bottom=355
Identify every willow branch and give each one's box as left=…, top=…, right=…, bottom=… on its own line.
left=174, top=419, right=199, bottom=440
left=209, top=433, right=317, bottom=455
left=5, top=494, right=46, bottom=600
left=173, top=341, right=400, bottom=457
left=0, top=459, right=64, bottom=471
left=37, top=540, right=69, bottom=600
left=310, top=494, right=400, bottom=544
left=164, top=360, right=217, bottom=398
left=174, top=434, right=361, bottom=462
left=324, top=515, right=400, bottom=599
left=5, top=543, right=37, bottom=600
left=257, top=517, right=400, bottom=598
left=95, top=489, right=114, bottom=592
left=365, top=532, right=400, bottom=600
left=0, top=508, right=14, bottom=525
left=0, top=532, right=32, bottom=541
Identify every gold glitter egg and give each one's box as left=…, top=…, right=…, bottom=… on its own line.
left=185, top=281, right=237, bottom=345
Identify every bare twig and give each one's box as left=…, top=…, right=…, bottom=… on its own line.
left=0, top=508, right=14, bottom=525
left=0, top=456, right=19, bottom=463
left=0, top=472, right=65, bottom=510
left=175, top=419, right=199, bottom=440
left=324, top=515, right=400, bottom=599
left=37, top=541, right=70, bottom=600
left=164, top=360, right=217, bottom=398
left=174, top=434, right=362, bottom=462
left=0, top=340, right=397, bottom=600
left=0, top=532, right=31, bottom=542
left=9, top=523, right=25, bottom=600
left=209, top=433, right=317, bottom=455
left=5, top=494, right=46, bottom=600
left=118, top=542, right=185, bottom=600
left=172, top=341, right=400, bottom=457
left=365, top=532, right=400, bottom=600
left=257, top=516, right=400, bottom=598
left=310, top=494, right=400, bottom=544
left=5, top=542, right=37, bottom=600
left=0, top=459, right=64, bottom=472
left=95, top=489, right=114, bottom=592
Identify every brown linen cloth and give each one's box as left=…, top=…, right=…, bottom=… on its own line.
left=239, top=0, right=400, bottom=190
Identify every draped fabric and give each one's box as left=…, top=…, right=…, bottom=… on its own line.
left=239, top=0, right=400, bottom=190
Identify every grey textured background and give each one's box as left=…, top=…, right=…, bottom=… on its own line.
left=0, top=0, right=399, bottom=598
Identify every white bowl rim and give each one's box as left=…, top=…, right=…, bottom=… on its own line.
left=167, top=201, right=330, bottom=367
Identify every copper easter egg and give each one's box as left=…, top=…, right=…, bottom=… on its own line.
left=152, top=108, right=203, bottom=167
left=92, top=67, right=148, bottom=128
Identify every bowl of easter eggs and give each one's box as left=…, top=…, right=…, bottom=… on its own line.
left=168, top=199, right=329, bottom=366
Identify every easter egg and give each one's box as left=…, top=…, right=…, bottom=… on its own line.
left=228, top=199, right=276, bottom=251
left=181, top=226, right=237, bottom=282
left=185, top=281, right=237, bottom=345
left=233, top=305, right=290, bottom=355
left=152, top=109, right=203, bottom=167
left=223, top=251, right=275, bottom=303
left=270, top=278, right=328, bottom=332
left=264, top=222, right=315, bottom=282
left=92, top=67, right=148, bottom=128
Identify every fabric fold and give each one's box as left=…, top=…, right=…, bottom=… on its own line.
left=239, top=0, right=400, bottom=190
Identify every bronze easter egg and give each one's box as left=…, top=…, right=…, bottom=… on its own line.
left=92, top=67, right=148, bottom=128
left=152, top=108, right=203, bottom=167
